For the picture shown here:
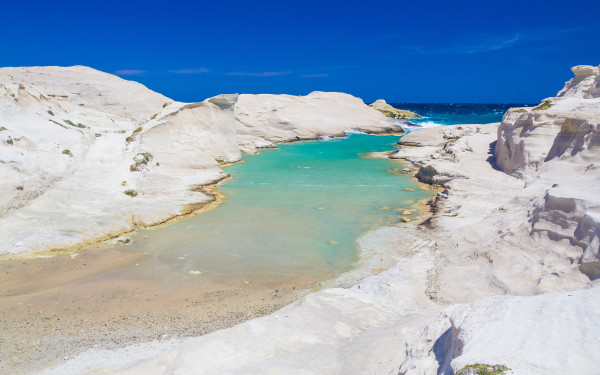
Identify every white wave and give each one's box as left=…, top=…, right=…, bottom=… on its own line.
left=345, top=129, right=368, bottom=135
left=402, top=121, right=445, bottom=132
left=319, top=134, right=347, bottom=141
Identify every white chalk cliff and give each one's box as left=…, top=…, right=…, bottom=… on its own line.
left=235, top=92, right=398, bottom=143
left=397, top=65, right=600, bottom=374
left=0, top=66, right=397, bottom=256
left=495, top=65, right=600, bottom=280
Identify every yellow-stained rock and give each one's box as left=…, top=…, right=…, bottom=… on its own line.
left=369, top=99, right=421, bottom=119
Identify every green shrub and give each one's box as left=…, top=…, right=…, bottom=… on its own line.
left=49, top=119, right=67, bottom=129
left=64, top=119, right=86, bottom=128
left=151, top=113, right=158, bottom=120
left=123, top=189, right=138, bottom=197
left=95, top=133, right=102, bottom=137
left=62, top=149, right=72, bottom=156
left=456, top=363, right=509, bottom=375
left=552, top=183, right=558, bottom=188
left=534, top=100, right=552, bottom=110
left=0, top=126, right=6, bottom=131
left=47, top=110, right=55, bottom=116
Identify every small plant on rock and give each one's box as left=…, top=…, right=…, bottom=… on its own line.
left=62, top=149, right=72, bottom=156
left=49, top=119, right=67, bottom=129
left=130, top=152, right=153, bottom=172
left=126, top=127, right=143, bottom=143
left=0, top=126, right=6, bottom=131
left=456, top=363, right=509, bottom=375
left=123, top=189, right=138, bottom=197
left=534, top=100, right=552, bottom=110
left=64, top=119, right=86, bottom=128
left=47, top=110, right=55, bottom=116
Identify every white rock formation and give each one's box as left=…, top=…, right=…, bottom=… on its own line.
left=495, top=64, right=600, bottom=280
left=400, top=287, right=600, bottom=375
left=234, top=92, right=400, bottom=143
left=0, top=66, right=396, bottom=255
left=15, top=65, right=600, bottom=375
left=0, top=67, right=241, bottom=255
left=397, top=65, right=600, bottom=374
left=369, top=99, right=421, bottom=119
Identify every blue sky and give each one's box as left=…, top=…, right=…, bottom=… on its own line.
left=2, top=0, right=599, bottom=103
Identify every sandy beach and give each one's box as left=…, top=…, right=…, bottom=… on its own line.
left=0, top=243, right=319, bottom=373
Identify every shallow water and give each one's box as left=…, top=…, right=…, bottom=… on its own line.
left=123, top=134, right=433, bottom=282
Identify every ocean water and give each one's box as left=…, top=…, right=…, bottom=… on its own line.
left=121, top=134, right=433, bottom=282
left=390, top=103, right=535, bottom=129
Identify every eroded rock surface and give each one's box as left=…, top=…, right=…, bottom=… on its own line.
left=235, top=92, right=403, bottom=144
left=398, top=65, right=600, bottom=374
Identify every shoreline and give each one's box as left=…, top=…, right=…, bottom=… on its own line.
left=2, top=130, right=431, bottom=374
left=35, top=123, right=496, bottom=375
left=1, top=127, right=407, bottom=262
left=0, top=181, right=228, bottom=262
left=43, top=117, right=595, bottom=375
left=48, top=121, right=531, bottom=374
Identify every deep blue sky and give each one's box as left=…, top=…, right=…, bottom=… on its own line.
left=2, top=0, right=599, bottom=103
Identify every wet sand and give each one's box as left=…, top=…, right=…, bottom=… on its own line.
left=0, top=245, right=324, bottom=374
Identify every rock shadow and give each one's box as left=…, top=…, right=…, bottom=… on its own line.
left=486, top=140, right=502, bottom=172
left=433, top=327, right=456, bottom=375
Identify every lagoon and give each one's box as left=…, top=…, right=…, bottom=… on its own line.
left=123, top=133, right=432, bottom=283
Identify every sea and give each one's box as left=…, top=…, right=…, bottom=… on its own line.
left=389, top=103, right=535, bottom=130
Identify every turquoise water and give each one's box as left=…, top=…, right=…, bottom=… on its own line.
left=124, top=134, right=433, bottom=282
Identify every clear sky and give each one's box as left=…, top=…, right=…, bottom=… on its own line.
left=2, top=0, right=599, bottom=103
